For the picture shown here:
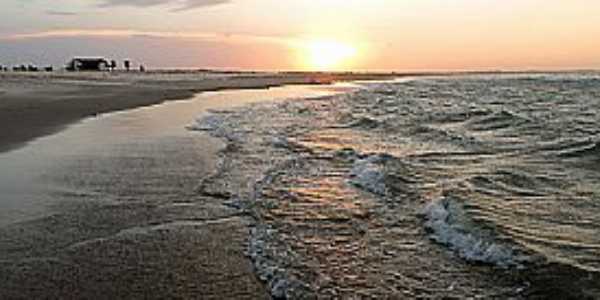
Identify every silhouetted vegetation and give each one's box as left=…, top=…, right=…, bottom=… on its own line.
left=1, top=58, right=147, bottom=72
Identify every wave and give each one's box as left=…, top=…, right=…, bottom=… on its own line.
left=346, top=116, right=381, bottom=129
left=466, top=110, right=529, bottom=132
left=422, top=197, right=523, bottom=268
left=558, top=140, right=600, bottom=159
left=348, top=154, right=389, bottom=195
left=433, top=110, right=490, bottom=124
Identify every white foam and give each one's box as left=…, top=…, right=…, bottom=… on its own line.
left=188, top=114, right=223, bottom=131
left=247, top=226, right=309, bottom=298
left=349, top=155, right=387, bottom=195
left=423, top=198, right=518, bottom=267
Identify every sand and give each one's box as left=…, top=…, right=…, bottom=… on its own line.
left=0, top=70, right=395, bottom=153
left=0, top=81, right=359, bottom=298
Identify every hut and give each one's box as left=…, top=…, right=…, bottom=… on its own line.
left=66, top=58, right=110, bottom=71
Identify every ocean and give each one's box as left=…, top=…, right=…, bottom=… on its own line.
left=193, top=73, right=600, bottom=298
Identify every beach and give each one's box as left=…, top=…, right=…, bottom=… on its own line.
left=3, top=0, right=599, bottom=298
left=1, top=71, right=599, bottom=298
left=0, top=71, right=394, bottom=153
left=0, top=76, right=358, bottom=298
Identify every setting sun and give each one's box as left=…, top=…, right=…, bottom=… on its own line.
left=305, top=40, right=358, bottom=71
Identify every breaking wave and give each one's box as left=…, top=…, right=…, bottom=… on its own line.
left=422, top=197, right=522, bottom=267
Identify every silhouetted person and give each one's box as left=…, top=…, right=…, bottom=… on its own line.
left=139, top=65, right=146, bottom=72
left=110, top=60, right=117, bottom=71
left=124, top=60, right=131, bottom=71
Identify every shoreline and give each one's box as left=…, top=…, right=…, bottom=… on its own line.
left=0, top=71, right=396, bottom=153
left=0, top=83, right=356, bottom=298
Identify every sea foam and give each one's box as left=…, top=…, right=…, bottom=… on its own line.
left=188, top=114, right=224, bottom=131
left=349, top=155, right=388, bottom=195
left=422, top=197, right=519, bottom=267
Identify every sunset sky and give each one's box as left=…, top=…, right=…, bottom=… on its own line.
left=1, top=0, right=599, bottom=71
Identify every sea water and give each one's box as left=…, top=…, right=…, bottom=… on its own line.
left=193, top=73, right=600, bottom=298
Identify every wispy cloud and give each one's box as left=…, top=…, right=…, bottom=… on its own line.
left=0, top=29, right=299, bottom=46
left=45, top=10, right=79, bottom=16
left=97, top=0, right=232, bottom=11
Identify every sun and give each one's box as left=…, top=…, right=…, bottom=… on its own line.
left=305, top=40, right=357, bottom=71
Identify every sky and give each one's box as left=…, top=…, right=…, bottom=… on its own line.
left=1, top=0, right=600, bottom=71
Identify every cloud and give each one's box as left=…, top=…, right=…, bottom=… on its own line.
left=0, top=29, right=299, bottom=47
left=45, top=10, right=78, bottom=16
left=97, top=0, right=232, bottom=11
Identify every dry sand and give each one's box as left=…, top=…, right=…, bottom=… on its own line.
left=0, top=70, right=395, bottom=153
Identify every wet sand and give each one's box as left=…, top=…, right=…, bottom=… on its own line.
left=0, top=83, right=352, bottom=298
left=0, top=71, right=395, bottom=153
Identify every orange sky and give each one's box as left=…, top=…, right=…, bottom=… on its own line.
left=1, top=0, right=599, bottom=71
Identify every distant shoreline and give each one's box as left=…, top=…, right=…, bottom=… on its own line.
left=0, top=71, right=397, bottom=154
left=2, top=69, right=597, bottom=154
